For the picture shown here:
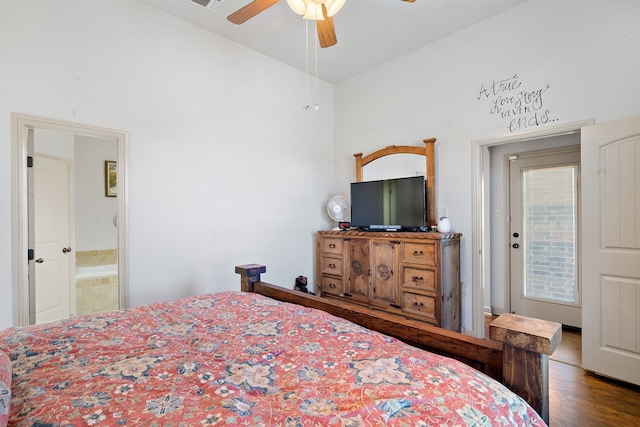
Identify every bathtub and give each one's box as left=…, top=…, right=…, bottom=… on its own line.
left=75, top=264, right=118, bottom=280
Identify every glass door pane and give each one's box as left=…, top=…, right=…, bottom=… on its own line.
left=522, top=165, right=578, bottom=304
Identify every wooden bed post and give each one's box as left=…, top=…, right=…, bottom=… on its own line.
left=235, top=264, right=266, bottom=292
left=490, top=313, right=562, bottom=425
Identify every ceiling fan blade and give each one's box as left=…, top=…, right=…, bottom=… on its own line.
left=317, top=4, right=337, bottom=48
left=227, top=0, right=280, bottom=25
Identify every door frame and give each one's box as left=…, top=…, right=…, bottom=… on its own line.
left=11, top=113, right=129, bottom=326
left=470, top=118, right=593, bottom=338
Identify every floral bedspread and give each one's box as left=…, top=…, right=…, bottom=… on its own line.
left=0, top=350, right=10, bottom=427
left=0, top=291, right=545, bottom=426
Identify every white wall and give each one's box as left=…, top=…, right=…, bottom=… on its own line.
left=74, top=135, right=118, bottom=252
left=34, top=129, right=75, bottom=159
left=334, top=0, right=640, bottom=331
left=0, top=0, right=335, bottom=328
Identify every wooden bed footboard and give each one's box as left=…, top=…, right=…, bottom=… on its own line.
left=236, top=264, right=561, bottom=424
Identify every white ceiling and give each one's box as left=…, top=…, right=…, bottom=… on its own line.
left=139, top=0, right=526, bottom=83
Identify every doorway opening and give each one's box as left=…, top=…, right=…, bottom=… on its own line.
left=470, top=119, right=593, bottom=338
left=11, top=113, right=128, bottom=326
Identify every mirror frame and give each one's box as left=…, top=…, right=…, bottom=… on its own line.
left=354, top=138, right=436, bottom=227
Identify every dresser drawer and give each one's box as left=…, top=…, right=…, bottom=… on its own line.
left=321, top=275, right=343, bottom=296
left=321, top=256, right=343, bottom=275
left=321, top=237, right=343, bottom=255
left=402, top=242, right=436, bottom=265
left=402, top=267, right=436, bottom=293
left=402, top=292, right=436, bottom=323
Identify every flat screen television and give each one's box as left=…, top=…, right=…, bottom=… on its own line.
left=350, top=175, right=426, bottom=231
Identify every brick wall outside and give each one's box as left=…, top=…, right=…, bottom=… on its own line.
left=523, top=166, right=577, bottom=304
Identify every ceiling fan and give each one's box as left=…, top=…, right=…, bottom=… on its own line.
left=227, top=0, right=416, bottom=48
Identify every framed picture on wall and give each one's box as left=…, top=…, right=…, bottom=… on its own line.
left=105, top=160, right=117, bottom=197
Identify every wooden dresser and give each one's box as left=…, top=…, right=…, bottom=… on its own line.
left=316, top=230, right=461, bottom=331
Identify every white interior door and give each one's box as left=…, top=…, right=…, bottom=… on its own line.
left=582, top=116, right=640, bottom=386
left=509, top=149, right=581, bottom=327
left=34, top=154, right=73, bottom=323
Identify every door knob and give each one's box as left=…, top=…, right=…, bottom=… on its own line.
left=512, top=243, right=520, bottom=249
left=62, top=247, right=72, bottom=254
left=35, top=258, right=44, bottom=263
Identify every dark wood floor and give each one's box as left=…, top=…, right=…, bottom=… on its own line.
left=487, top=318, right=640, bottom=426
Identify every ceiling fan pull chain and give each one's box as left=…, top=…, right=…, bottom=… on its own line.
left=314, top=30, right=319, bottom=111
left=303, top=19, right=310, bottom=110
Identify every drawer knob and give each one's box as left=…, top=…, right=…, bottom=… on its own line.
left=412, top=301, right=425, bottom=308
left=328, top=263, right=336, bottom=269
left=329, top=243, right=336, bottom=248
left=413, top=250, right=424, bottom=256
left=328, top=283, right=336, bottom=289
left=412, top=276, right=424, bottom=282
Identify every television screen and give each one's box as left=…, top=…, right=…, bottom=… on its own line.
left=350, top=175, right=425, bottom=230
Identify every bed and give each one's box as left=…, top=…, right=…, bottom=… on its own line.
left=0, top=266, right=554, bottom=426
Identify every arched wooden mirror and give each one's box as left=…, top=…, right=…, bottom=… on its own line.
left=354, top=138, right=436, bottom=227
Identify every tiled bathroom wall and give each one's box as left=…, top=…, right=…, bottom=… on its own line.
left=75, top=249, right=118, bottom=267
left=75, top=249, right=118, bottom=316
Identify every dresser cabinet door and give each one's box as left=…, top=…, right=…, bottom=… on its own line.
left=370, top=241, right=399, bottom=309
left=344, top=238, right=369, bottom=303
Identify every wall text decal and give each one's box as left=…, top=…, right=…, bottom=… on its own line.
left=476, top=74, right=557, bottom=132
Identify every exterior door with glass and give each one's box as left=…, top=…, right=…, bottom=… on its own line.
left=509, top=148, right=581, bottom=327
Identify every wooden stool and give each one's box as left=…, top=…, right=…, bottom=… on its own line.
left=490, top=313, right=562, bottom=424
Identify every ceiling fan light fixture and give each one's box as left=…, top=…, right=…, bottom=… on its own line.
left=288, top=0, right=345, bottom=20
left=303, top=2, right=325, bottom=20
left=286, top=0, right=307, bottom=15
left=324, top=0, right=345, bottom=16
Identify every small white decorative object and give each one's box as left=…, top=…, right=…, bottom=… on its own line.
left=437, top=216, right=451, bottom=233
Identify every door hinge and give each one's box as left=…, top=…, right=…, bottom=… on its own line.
left=28, top=249, right=34, bottom=261
left=27, top=156, right=33, bottom=167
